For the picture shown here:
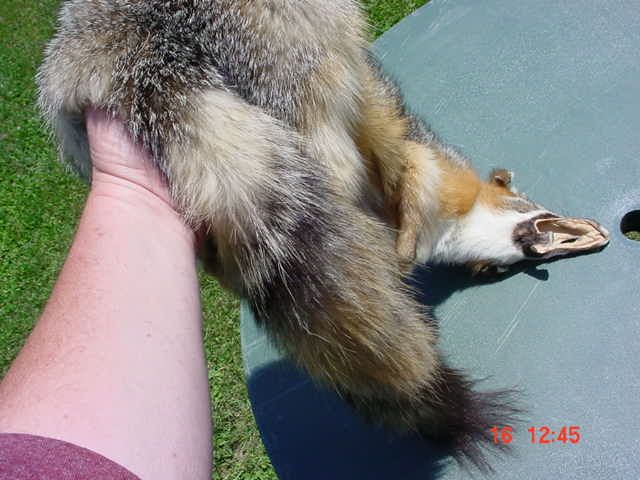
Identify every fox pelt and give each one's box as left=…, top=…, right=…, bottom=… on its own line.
left=37, top=0, right=595, bottom=471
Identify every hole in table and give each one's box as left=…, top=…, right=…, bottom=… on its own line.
left=621, top=210, right=640, bottom=242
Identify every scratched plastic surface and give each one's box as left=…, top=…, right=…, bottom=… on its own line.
left=240, top=1, right=640, bottom=478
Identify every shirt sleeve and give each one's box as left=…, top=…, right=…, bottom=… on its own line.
left=0, top=433, right=141, bottom=479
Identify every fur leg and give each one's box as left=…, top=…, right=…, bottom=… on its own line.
left=356, top=57, right=481, bottom=266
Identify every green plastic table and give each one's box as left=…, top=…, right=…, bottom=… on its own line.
left=240, top=1, right=640, bottom=478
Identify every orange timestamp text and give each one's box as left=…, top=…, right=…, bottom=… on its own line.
left=490, top=426, right=581, bottom=445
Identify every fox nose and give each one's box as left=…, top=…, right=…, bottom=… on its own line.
left=516, top=215, right=610, bottom=259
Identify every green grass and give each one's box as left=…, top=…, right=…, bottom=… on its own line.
left=0, top=0, right=87, bottom=378
left=626, top=230, right=640, bottom=241
left=0, top=1, right=426, bottom=479
left=363, top=0, right=429, bottom=38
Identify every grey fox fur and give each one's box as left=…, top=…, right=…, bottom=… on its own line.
left=38, top=0, right=609, bottom=471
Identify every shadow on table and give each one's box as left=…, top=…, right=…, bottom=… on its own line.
left=247, top=360, right=450, bottom=480
left=410, top=261, right=551, bottom=308
left=246, top=260, right=558, bottom=479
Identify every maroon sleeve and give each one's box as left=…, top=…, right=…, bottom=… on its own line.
left=0, top=433, right=141, bottom=479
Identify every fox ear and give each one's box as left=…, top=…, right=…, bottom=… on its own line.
left=489, top=168, right=513, bottom=188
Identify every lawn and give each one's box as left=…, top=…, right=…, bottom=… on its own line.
left=626, top=230, right=640, bottom=241
left=0, top=1, right=427, bottom=479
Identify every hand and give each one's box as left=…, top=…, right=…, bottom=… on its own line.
left=86, top=108, right=174, bottom=207
left=85, top=108, right=208, bottom=249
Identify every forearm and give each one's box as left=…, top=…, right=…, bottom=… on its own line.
left=0, top=175, right=211, bottom=479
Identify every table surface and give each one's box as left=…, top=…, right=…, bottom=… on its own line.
left=240, top=0, right=640, bottom=478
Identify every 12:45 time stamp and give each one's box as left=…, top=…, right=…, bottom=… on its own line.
left=490, top=426, right=581, bottom=445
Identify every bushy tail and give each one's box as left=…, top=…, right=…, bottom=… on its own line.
left=239, top=166, right=521, bottom=471
left=254, top=201, right=522, bottom=471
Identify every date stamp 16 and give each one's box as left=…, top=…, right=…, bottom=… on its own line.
left=490, top=426, right=581, bottom=445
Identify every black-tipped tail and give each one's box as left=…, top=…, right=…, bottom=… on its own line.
left=345, top=363, right=523, bottom=473
left=423, top=366, right=523, bottom=472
